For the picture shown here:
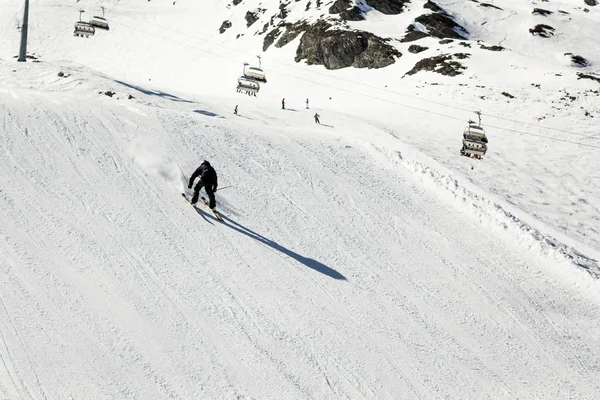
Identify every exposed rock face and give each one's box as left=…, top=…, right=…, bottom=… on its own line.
left=480, top=3, right=502, bottom=10
left=245, top=11, right=260, bottom=27
left=263, top=28, right=282, bottom=51
left=565, top=53, right=590, bottom=67
left=276, top=21, right=311, bottom=48
left=480, top=44, right=504, bottom=51
left=364, top=0, right=409, bottom=15
left=219, top=20, right=232, bottom=34
left=532, top=8, right=553, bottom=16
left=295, top=22, right=402, bottom=69
left=529, top=24, right=555, bottom=38
left=584, top=0, right=598, bottom=6
left=232, top=0, right=242, bottom=5
left=414, top=12, right=468, bottom=39
left=408, top=44, right=428, bottom=53
left=423, top=0, right=442, bottom=12
left=577, top=72, right=600, bottom=84
left=405, top=53, right=469, bottom=76
left=329, top=0, right=365, bottom=21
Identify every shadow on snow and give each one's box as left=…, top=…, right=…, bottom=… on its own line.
left=193, top=109, right=224, bottom=118
left=114, top=80, right=194, bottom=103
left=199, top=211, right=346, bottom=280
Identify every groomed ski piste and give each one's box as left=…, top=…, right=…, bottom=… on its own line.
left=1, top=0, right=600, bottom=399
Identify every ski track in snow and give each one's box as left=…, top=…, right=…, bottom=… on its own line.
left=1, top=73, right=599, bottom=399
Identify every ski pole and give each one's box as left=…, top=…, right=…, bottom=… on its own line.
left=177, top=163, right=189, bottom=182
left=216, top=185, right=234, bottom=192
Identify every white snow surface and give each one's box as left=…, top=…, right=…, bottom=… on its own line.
left=1, top=0, right=600, bottom=399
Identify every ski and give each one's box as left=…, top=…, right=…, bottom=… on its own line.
left=201, top=197, right=224, bottom=222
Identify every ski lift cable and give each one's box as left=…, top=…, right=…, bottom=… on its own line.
left=114, top=21, right=600, bottom=151
left=119, top=16, right=600, bottom=141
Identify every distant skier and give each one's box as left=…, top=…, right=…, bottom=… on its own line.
left=305, top=98, right=309, bottom=109
left=281, top=98, right=285, bottom=109
left=234, top=105, right=238, bottom=115
left=187, top=160, right=218, bottom=209
left=314, top=113, right=320, bottom=124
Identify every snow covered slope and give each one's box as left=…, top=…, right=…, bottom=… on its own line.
left=1, top=55, right=600, bottom=400
left=1, top=0, right=600, bottom=398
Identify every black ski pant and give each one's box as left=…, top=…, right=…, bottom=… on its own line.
left=191, top=180, right=216, bottom=208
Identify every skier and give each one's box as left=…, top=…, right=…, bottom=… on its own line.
left=281, top=98, right=285, bottom=110
left=305, top=98, right=309, bottom=109
left=187, top=160, right=218, bottom=209
left=234, top=105, right=238, bottom=115
left=314, top=113, right=320, bottom=124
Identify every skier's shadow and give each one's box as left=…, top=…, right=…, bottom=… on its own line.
left=215, top=214, right=346, bottom=280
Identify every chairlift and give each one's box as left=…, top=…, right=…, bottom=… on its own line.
left=243, top=56, right=267, bottom=83
left=237, top=76, right=260, bottom=96
left=74, top=10, right=95, bottom=37
left=460, top=111, right=488, bottom=159
left=90, top=7, right=109, bottom=30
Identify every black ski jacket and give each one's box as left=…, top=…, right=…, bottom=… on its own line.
left=189, top=161, right=218, bottom=191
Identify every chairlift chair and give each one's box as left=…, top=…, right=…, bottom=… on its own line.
left=74, top=21, right=95, bottom=37
left=90, top=16, right=109, bottom=30
left=460, top=113, right=488, bottom=159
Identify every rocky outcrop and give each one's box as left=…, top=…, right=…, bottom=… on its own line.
left=295, top=22, right=402, bottom=69
left=219, top=20, right=232, bottom=34
left=423, top=0, right=442, bottom=12
left=532, top=8, right=553, bottom=16
left=480, top=44, right=504, bottom=51
left=232, top=0, right=242, bottom=5
left=408, top=44, right=428, bottom=53
left=480, top=3, right=502, bottom=10
left=405, top=53, right=469, bottom=76
left=577, top=72, right=600, bottom=84
left=329, top=0, right=365, bottom=21
left=263, top=28, right=282, bottom=51
left=275, top=21, right=311, bottom=48
left=565, top=53, right=590, bottom=67
left=529, top=24, right=555, bottom=38
left=364, top=0, right=409, bottom=15
left=245, top=11, right=260, bottom=27
left=414, top=12, right=468, bottom=39
left=584, top=0, right=598, bottom=6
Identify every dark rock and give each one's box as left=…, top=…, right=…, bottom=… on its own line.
left=295, top=22, right=402, bottom=69
left=58, top=71, right=64, bottom=77
left=329, top=0, right=351, bottom=14
left=565, top=53, right=590, bottom=67
left=278, top=2, right=289, bottom=19
left=105, top=91, right=116, bottom=97
left=480, top=44, right=504, bottom=51
left=439, top=39, right=453, bottom=44
left=329, top=0, right=364, bottom=20
left=364, top=0, right=409, bottom=15
left=423, top=0, right=443, bottom=12
left=532, top=8, right=552, bottom=16
left=263, top=28, right=282, bottom=51
left=128, top=94, right=135, bottom=100
left=245, top=11, right=259, bottom=27
left=480, top=3, right=502, bottom=10
left=219, top=20, right=232, bottom=34
left=408, top=44, right=428, bottom=53
left=405, top=53, right=468, bottom=76
left=414, top=13, right=468, bottom=39
left=558, top=10, right=570, bottom=14
left=276, top=21, right=310, bottom=48
left=459, top=42, right=471, bottom=47
left=400, top=25, right=429, bottom=42
left=584, top=0, right=598, bottom=6
left=501, top=92, right=515, bottom=98
left=529, top=24, right=555, bottom=38
left=232, top=0, right=242, bottom=4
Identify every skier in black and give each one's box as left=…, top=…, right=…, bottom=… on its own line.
left=314, top=113, right=320, bottom=124
left=188, top=160, right=218, bottom=209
